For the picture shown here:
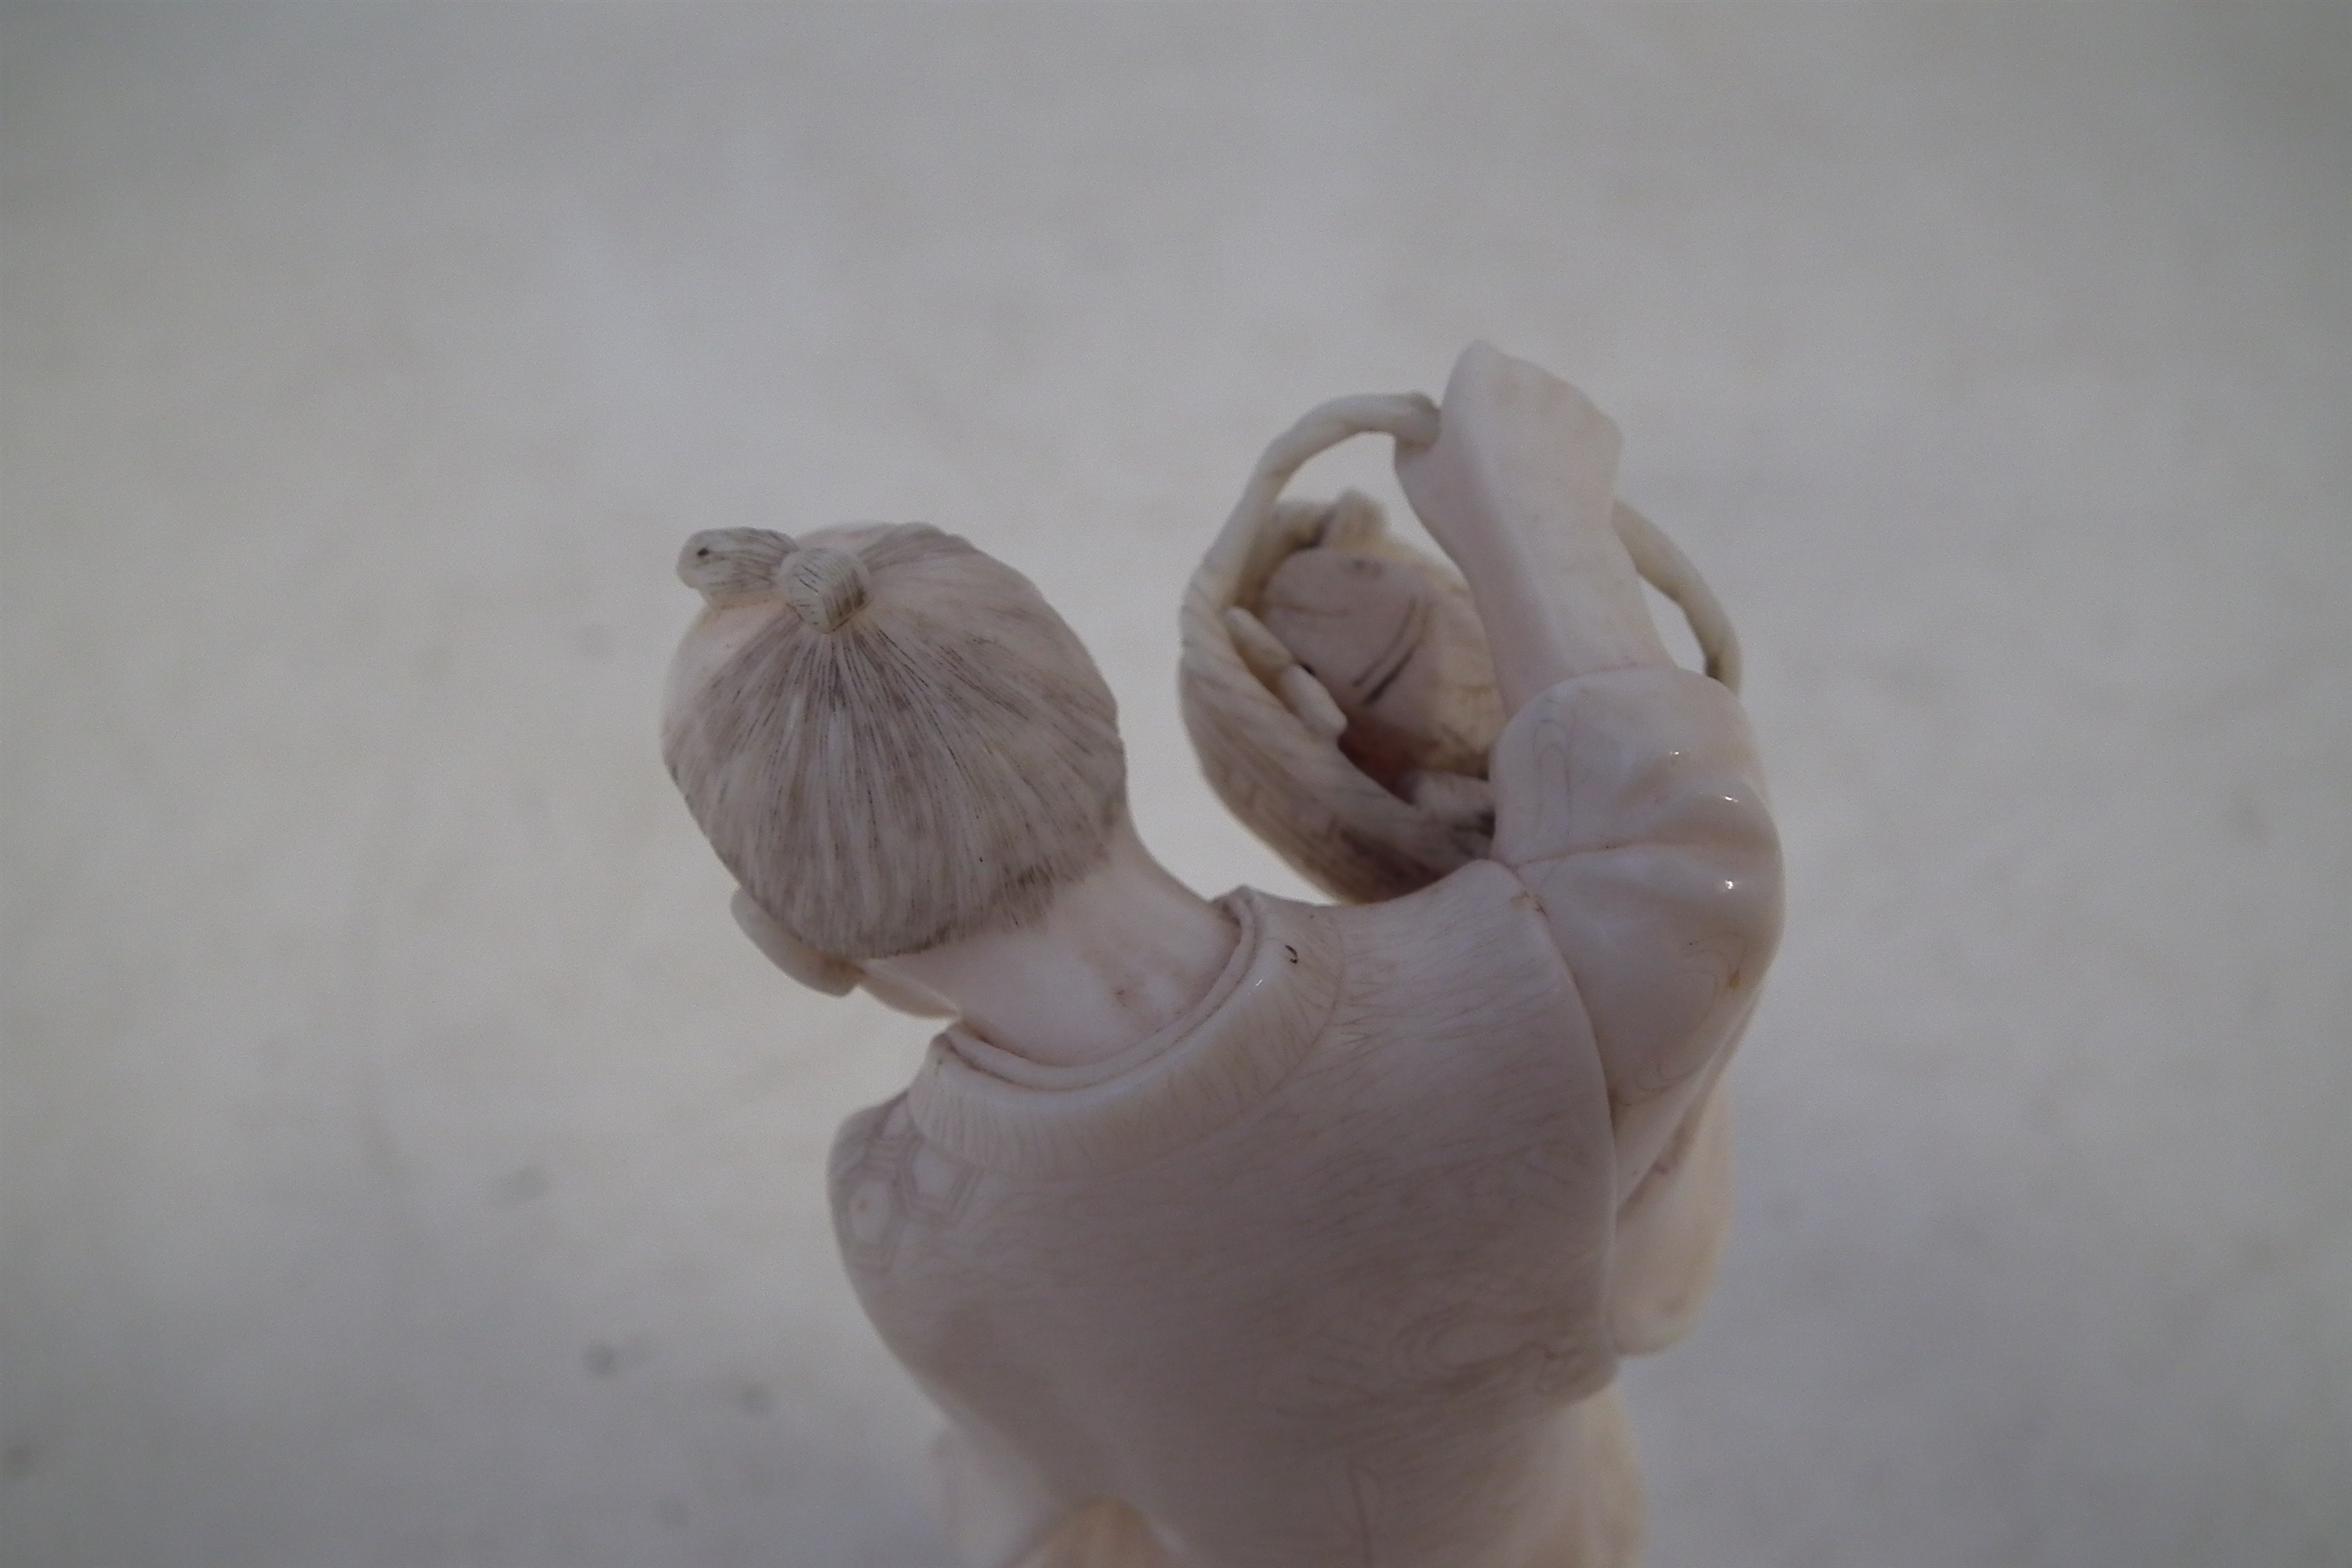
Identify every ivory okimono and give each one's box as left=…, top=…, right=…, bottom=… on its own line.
left=662, top=344, right=1783, bottom=1568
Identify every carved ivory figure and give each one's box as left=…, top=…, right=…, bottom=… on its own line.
left=660, top=345, right=1782, bottom=1568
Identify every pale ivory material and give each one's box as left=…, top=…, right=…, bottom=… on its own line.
left=660, top=344, right=1781, bottom=1567
left=1252, top=495, right=1507, bottom=799
left=1179, top=397, right=1740, bottom=906
left=664, top=524, right=1130, bottom=963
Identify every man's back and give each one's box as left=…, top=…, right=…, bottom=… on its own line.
left=834, top=862, right=1622, bottom=1568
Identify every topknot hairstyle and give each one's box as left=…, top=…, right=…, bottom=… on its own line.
left=662, top=524, right=1127, bottom=960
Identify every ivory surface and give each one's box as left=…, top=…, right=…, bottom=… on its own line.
left=662, top=346, right=1782, bottom=1567
left=1178, top=396, right=1742, bottom=907
left=16, top=19, right=2343, bottom=1566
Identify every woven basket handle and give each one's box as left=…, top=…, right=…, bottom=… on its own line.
left=1214, top=393, right=1741, bottom=692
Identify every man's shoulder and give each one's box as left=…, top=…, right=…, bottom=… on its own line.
left=829, top=1094, right=908, bottom=1187
left=1240, top=859, right=1585, bottom=1074
left=829, top=1092, right=994, bottom=1278
left=827, top=1095, right=913, bottom=1269
left=1315, top=858, right=1561, bottom=989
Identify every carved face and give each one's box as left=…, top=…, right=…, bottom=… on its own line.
left=1255, top=546, right=1503, bottom=786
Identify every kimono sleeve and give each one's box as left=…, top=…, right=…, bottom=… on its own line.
left=1489, top=666, right=1781, bottom=1160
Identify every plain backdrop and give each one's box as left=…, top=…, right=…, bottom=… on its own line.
left=3, top=5, right=2347, bottom=1566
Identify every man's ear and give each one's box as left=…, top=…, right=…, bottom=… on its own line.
left=853, top=967, right=958, bottom=1022
left=730, top=888, right=860, bottom=996
left=728, top=888, right=956, bottom=1018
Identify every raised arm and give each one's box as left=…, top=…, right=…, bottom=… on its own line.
left=1396, top=345, right=1781, bottom=1188
left=1393, top=343, right=1673, bottom=705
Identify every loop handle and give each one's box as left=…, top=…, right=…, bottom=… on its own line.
left=1206, top=392, right=1740, bottom=691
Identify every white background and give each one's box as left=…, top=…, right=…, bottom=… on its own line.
left=3, top=5, right=2346, bottom=1566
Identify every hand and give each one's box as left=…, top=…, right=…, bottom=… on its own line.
left=1392, top=344, right=1665, bottom=710
left=1393, top=341, right=1622, bottom=572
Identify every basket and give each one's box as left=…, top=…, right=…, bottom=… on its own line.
left=1179, top=393, right=1740, bottom=904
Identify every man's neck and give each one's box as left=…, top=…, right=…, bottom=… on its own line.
left=862, top=816, right=1237, bottom=1070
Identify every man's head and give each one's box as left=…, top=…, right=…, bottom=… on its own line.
left=662, top=523, right=1125, bottom=961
